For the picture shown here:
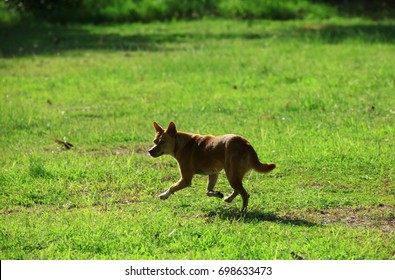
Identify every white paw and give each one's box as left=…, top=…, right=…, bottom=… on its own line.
left=159, top=189, right=171, bottom=200
left=207, top=191, right=224, bottom=198
left=224, top=196, right=233, bottom=203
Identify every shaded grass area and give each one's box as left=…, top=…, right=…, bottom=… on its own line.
left=1, top=19, right=395, bottom=58
left=0, top=19, right=394, bottom=259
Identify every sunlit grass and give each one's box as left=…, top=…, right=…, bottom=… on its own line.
left=0, top=18, right=394, bottom=259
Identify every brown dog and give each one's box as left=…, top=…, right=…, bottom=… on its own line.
left=148, top=122, right=276, bottom=212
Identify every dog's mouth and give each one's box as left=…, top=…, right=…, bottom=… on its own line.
left=148, top=150, right=164, bottom=157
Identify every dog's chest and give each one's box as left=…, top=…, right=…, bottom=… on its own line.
left=194, top=157, right=224, bottom=175
left=195, top=168, right=221, bottom=175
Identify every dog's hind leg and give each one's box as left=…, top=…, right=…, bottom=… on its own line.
left=224, top=147, right=250, bottom=212
left=206, top=174, right=224, bottom=198
left=224, top=190, right=238, bottom=203
left=223, top=163, right=241, bottom=203
left=225, top=179, right=249, bottom=212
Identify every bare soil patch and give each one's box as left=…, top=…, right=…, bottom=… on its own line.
left=288, top=204, right=395, bottom=232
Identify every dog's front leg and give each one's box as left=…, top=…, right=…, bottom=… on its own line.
left=206, top=174, right=224, bottom=198
left=159, top=177, right=191, bottom=200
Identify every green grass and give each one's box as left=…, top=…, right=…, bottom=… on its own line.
left=0, top=18, right=394, bottom=259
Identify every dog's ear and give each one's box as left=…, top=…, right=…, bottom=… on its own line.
left=153, top=122, right=164, bottom=134
left=166, top=122, right=177, bottom=136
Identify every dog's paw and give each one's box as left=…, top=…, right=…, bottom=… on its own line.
left=207, top=191, right=224, bottom=199
left=159, top=190, right=171, bottom=200
left=217, top=192, right=224, bottom=198
left=224, top=196, right=233, bottom=203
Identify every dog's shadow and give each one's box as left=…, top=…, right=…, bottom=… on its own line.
left=206, top=207, right=318, bottom=227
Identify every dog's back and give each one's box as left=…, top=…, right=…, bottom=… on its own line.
left=174, top=132, right=275, bottom=175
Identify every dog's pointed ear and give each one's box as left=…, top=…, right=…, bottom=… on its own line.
left=153, top=122, right=164, bottom=134
left=166, top=122, right=177, bottom=136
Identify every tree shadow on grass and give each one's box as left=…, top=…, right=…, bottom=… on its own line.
left=0, top=24, right=172, bottom=57
left=208, top=207, right=318, bottom=227
left=298, top=23, right=395, bottom=44
left=1, top=21, right=395, bottom=58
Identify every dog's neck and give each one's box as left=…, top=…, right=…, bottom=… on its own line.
left=172, top=131, right=196, bottom=159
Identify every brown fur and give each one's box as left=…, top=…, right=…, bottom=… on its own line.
left=148, top=122, right=276, bottom=212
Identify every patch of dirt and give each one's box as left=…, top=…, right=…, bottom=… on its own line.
left=131, top=144, right=152, bottom=156
left=306, top=184, right=348, bottom=189
left=290, top=204, right=395, bottom=232
left=112, top=145, right=133, bottom=156
left=202, top=204, right=394, bottom=232
left=43, top=142, right=154, bottom=157
left=78, top=144, right=152, bottom=157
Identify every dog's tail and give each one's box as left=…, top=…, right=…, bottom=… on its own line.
left=250, top=149, right=276, bottom=173
left=253, top=162, right=276, bottom=173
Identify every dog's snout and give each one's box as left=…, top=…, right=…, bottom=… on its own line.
left=148, top=147, right=154, bottom=156
left=149, top=146, right=162, bottom=157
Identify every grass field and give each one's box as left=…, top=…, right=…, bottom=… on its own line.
left=0, top=18, right=394, bottom=259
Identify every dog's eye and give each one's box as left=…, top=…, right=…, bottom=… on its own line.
left=154, top=139, right=165, bottom=145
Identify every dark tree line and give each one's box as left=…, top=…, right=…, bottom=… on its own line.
left=3, top=0, right=394, bottom=23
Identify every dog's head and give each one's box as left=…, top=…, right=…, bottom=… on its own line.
left=148, top=122, right=177, bottom=157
